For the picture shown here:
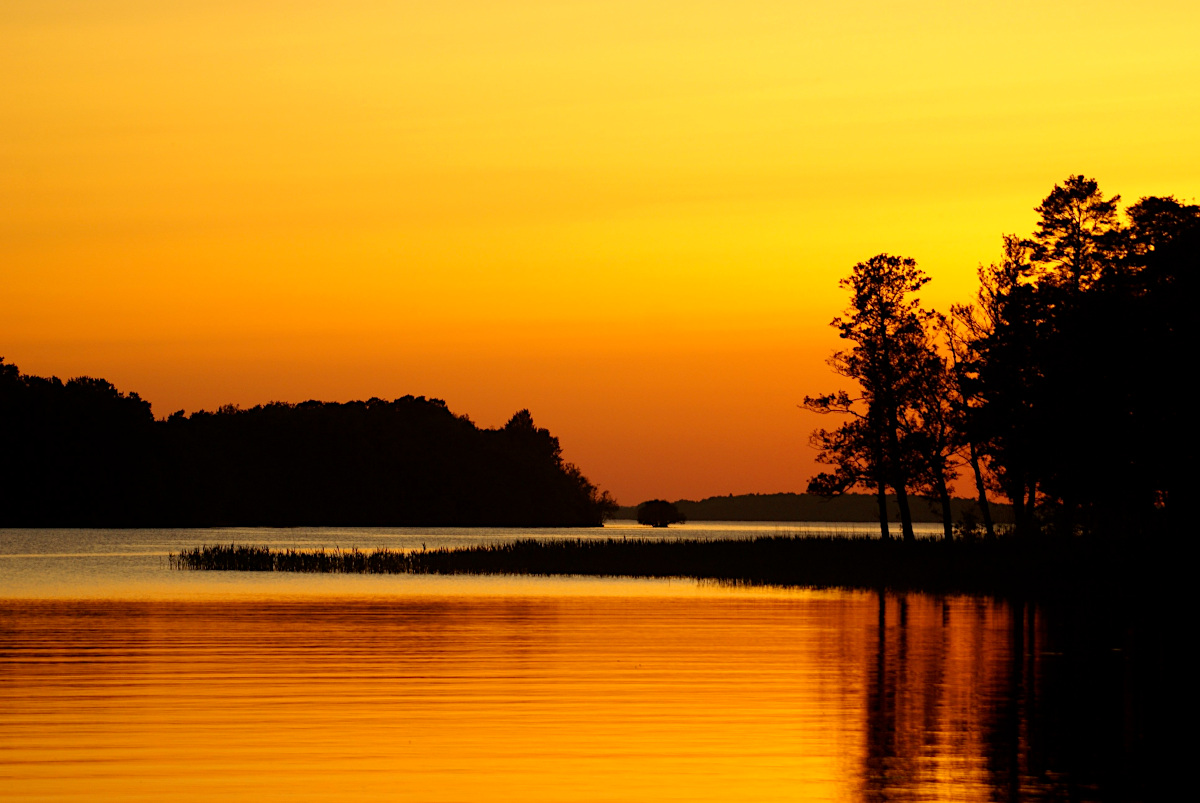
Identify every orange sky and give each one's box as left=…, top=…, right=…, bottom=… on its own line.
left=4, top=1, right=1199, bottom=503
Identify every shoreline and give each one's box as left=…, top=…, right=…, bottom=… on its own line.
left=171, top=535, right=1149, bottom=598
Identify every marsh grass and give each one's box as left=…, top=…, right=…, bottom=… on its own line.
left=171, top=534, right=1141, bottom=596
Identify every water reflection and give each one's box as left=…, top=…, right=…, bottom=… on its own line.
left=0, top=522, right=944, bottom=599
left=860, top=593, right=1147, bottom=802
left=0, top=591, right=1145, bottom=801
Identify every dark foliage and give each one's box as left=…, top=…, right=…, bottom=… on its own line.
left=955, top=179, right=1195, bottom=538
left=807, top=176, right=1195, bottom=541
left=802, top=255, right=942, bottom=541
left=614, top=492, right=1010, bottom=524
left=0, top=367, right=616, bottom=527
left=172, top=536, right=1155, bottom=599
left=635, top=499, right=686, bottom=527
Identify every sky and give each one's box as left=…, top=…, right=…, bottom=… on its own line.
left=4, top=1, right=1199, bottom=504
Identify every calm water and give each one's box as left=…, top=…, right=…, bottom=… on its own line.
left=1, top=525, right=1150, bottom=801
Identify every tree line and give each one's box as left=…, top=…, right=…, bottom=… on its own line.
left=614, top=492, right=1009, bottom=525
left=804, top=175, right=1193, bottom=541
left=0, top=365, right=617, bottom=527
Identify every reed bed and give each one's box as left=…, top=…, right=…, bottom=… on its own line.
left=171, top=535, right=1142, bottom=596
left=169, top=543, right=421, bottom=573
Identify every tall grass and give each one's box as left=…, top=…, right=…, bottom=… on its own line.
left=171, top=535, right=1143, bottom=596
left=170, top=543, right=419, bottom=573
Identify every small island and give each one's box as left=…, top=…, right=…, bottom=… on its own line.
left=635, top=499, right=686, bottom=528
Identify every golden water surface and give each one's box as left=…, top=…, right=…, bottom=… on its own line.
left=1, top=587, right=1066, bottom=802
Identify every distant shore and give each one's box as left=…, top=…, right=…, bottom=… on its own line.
left=172, top=534, right=1141, bottom=598
left=611, top=492, right=1011, bottom=524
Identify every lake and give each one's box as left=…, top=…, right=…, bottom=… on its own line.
left=1, top=524, right=1152, bottom=801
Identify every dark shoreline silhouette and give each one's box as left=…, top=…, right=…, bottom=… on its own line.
left=171, top=535, right=1150, bottom=598
left=0, top=363, right=615, bottom=527
left=4, top=174, right=1191, bottom=545
left=614, top=492, right=1011, bottom=525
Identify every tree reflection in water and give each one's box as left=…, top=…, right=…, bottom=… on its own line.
left=1, top=589, right=1152, bottom=802
left=862, top=592, right=1148, bottom=802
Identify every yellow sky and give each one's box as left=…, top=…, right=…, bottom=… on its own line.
left=4, top=1, right=1199, bottom=502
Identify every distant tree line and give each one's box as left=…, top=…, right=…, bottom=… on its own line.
left=804, top=175, right=1193, bottom=541
left=0, top=365, right=617, bottom=527
left=614, top=492, right=1008, bottom=525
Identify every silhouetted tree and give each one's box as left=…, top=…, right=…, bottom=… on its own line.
left=905, top=330, right=961, bottom=541
left=637, top=499, right=686, bottom=528
left=950, top=236, right=1044, bottom=534
left=944, top=313, right=997, bottom=539
left=1026, top=174, right=1121, bottom=292
left=955, top=176, right=1197, bottom=537
left=804, top=254, right=937, bottom=541
left=1120, top=195, right=1196, bottom=529
left=804, top=408, right=892, bottom=538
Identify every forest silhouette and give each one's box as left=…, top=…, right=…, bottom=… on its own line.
left=803, top=175, right=1193, bottom=542
left=0, top=372, right=616, bottom=527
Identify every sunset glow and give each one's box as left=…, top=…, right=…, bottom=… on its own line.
left=5, top=0, right=1198, bottom=502
left=2, top=592, right=1025, bottom=802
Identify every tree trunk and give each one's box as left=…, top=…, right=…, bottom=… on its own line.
left=894, top=482, right=916, bottom=542
left=1006, top=469, right=1035, bottom=538
left=876, top=477, right=891, bottom=541
left=881, top=399, right=916, bottom=542
left=967, top=440, right=996, bottom=539
left=1018, top=479, right=1038, bottom=537
left=871, top=411, right=892, bottom=541
left=884, top=414, right=916, bottom=542
left=935, top=467, right=953, bottom=541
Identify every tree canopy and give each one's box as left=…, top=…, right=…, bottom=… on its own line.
left=0, top=364, right=617, bottom=527
left=803, top=254, right=938, bottom=541
left=805, top=175, right=1195, bottom=540
left=636, top=500, right=686, bottom=528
